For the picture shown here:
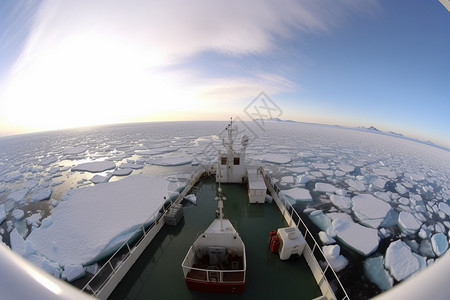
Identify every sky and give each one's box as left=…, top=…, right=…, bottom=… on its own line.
left=0, top=0, right=449, bottom=147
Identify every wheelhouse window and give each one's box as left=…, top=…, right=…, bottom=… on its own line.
left=221, top=157, right=227, bottom=165
left=234, top=157, right=240, bottom=165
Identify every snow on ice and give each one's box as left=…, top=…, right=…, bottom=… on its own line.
left=27, top=175, right=169, bottom=267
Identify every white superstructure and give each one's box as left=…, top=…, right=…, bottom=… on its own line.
left=216, top=119, right=248, bottom=183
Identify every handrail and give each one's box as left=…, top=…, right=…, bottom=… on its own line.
left=263, top=172, right=350, bottom=300
left=81, top=164, right=210, bottom=296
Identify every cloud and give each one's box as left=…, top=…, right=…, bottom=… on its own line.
left=0, top=0, right=378, bottom=134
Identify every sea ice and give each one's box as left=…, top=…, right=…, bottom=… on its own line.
left=288, top=166, right=309, bottom=173
left=30, top=188, right=52, bottom=202
left=297, top=175, right=314, bottom=185
left=319, top=231, right=336, bottom=245
left=136, top=147, right=178, bottom=155
left=261, top=154, right=291, bottom=164
left=72, top=161, right=116, bottom=173
left=149, top=156, right=193, bottom=166
left=90, top=175, right=110, bottom=184
left=384, top=240, right=420, bottom=281
left=345, top=179, right=366, bottom=191
left=373, top=168, right=397, bottom=179
left=4, top=172, right=23, bottom=182
left=13, top=209, right=24, bottom=221
left=63, top=264, right=86, bottom=282
left=438, top=202, right=450, bottom=216
left=337, top=164, right=355, bottom=173
left=113, top=168, right=133, bottom=176
left=281, top=176, right=296, bottom=185
left=27, top=175, right=169, bottom=267
left=26, top=213, right=42, bottom=226
left=184, top=194, right=197, bottom=204
left=431, top=233, right=448, bottom=257
left=398, top=211, right=421, bottom=234
left=331, top=218, right=379, bottom=256
left=395, top=183, right=407, bottom=195
left=119, top=162, right=144, bottom=169
left=9, top=228, right=26, bottom=256
left=322, top=245, right=348, bottom=272
left=372, top=178, right=387, bottom=189
left=309, top=210, right=332, bottom=231
left=315, top=183, right=337, bottom=193
left=63, top=146, right=88, bottom=155
left=419, top=239, right=435, bottom=258
left=351, top=194, right=391, bottom=228
left=0, top=204, right=5, bottom=224
left=312, top=163, right=329, bottom=169
left=280, top=188, right=312, bottom=202
left=329, top=195, right=352, bottom=211
left=364, top=256, right=393, bottom=291
left=6, top=189, right=28, bottom=204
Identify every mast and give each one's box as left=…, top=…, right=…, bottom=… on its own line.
left=222, top=118, right=235, bottom=182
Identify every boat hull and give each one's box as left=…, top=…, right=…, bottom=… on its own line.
left=185, top=278, right=245, bottom=293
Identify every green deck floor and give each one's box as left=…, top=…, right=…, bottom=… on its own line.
left=109, top=177, right=321, bottom=300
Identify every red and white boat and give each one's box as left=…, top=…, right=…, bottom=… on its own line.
left=181, top=187, right=246, bottom=293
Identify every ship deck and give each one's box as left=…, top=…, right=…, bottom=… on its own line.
left=108, top=176, right=322, bottom=299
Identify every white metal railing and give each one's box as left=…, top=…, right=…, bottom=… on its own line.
left=182, top=264, right=246, bottom=284
left=81, top=207, right=164, bottom=296
left=263, top=172, right=350, bottom=300
left=81, top=164, right=211, bottom=297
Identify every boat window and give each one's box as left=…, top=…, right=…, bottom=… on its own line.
left=234, top=157, right=240, bottom=165
left=221, top=157, right=227, bottom=165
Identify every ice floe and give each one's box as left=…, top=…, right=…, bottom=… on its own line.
left=27, top=175, right=169, bottom=267
left=149, top=156, right=192, bottom=166
left=431, top=233, right=448, bottom=257
left=315, top=183, right=337, bottom=193
left=332, top=218, right=379, bottom=256
left=6, top=189, right=28, bottom=204
left=0, top=204, right=6, bottom=224
left=329, top=195, right=352, bottom=211
left=322, top=244, right=348, bottom=272
left=280, top=188, right=313, bottom=203
left=384, top=240, right=421, bottom=281
left=63, top=146, right=88, bottom=155
left=184, top=194, right=197, bottom=204
left=364, top=256, right=393, bottom=290
left=63, top=264, right=86, bottom=282
left=260, top=154, right=291, bottom=164
left=351, top=194, right=391, bottom=228
left=398, top=211, right=422, bottom=234
left=30, top=188, right=52, bottom=202
left=72, top=161, right=116, bottom=173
